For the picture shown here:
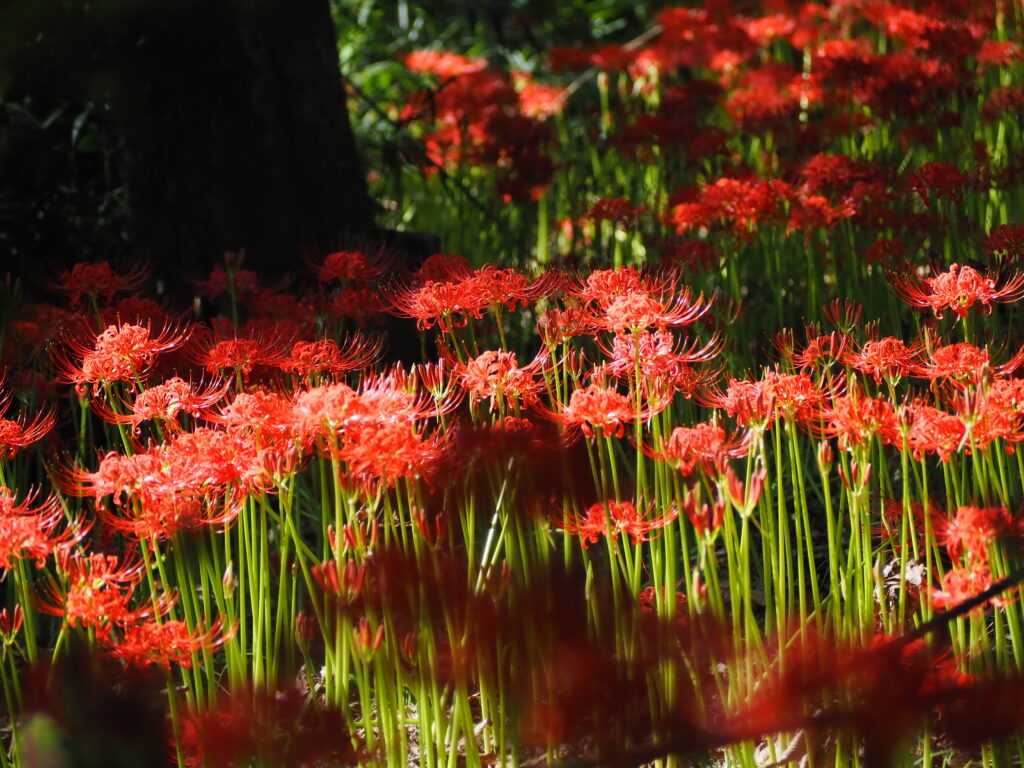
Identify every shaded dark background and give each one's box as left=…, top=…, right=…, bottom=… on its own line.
left=0, top=0, right=377, bottom=295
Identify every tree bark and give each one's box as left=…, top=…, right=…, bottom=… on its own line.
left=108, top=0, right=377, bottom=288
left=1, top=0, right=379, bottom=290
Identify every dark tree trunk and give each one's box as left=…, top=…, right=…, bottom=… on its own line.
left=107, top=0, right=377, bottom=288
left=1, top=0, right=379, bottom=291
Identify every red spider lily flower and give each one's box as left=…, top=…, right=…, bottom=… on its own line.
left=637, top=585, right=687, bottom=615
left=540, top=382, right=665, bottom=438
left=946, top=383, right=1024, bottom=452
left=567, top=266, right=680, bottom=309
left=584, top=197, right=649, bottom=227
left=931, top=563, right=1007, bottom=612
left=97, top=484, right=241, bottom=542
left=683, top=489, right=725, bottom=536
left=37, top=551, right=161, bottom=639
left=888, top=263, right=1024, bottom=319
left=0, top=486, right=87, bottom=571
left=195, top=264, right=261, bottom=302
left=984, top=223, right=1024, bottom=262
left=107, top=618, right=229, bottom=670
left=209, top=389, right=298, bottom=446
left=387, top=265, right=559, bottom=331
left=91, top=376, right=228, bottom=435
left=938, top=506, right=1014, bottom=563
left=843, top=336, right=922, bottom=384
left=55, top=322, right=188, bottom=395
left=0, top=389, right=56, bottom=458
left=815, top=393, right=901, bottom=449
left=915, top=342, right=1024, bottom=387
left=311, top=249, right=389, bottom=283
left=724, top=464, right=767, bottom=514
left=904, top=401, right=966, bottom=461
left=909, top=161, right=967, bottom=205
left=311, top=558, right=366, bottom=602
left=599, top=289, right=711, bottom=333
left=512, top=72, right=567, bottom=120
left=698, top=377, right=777, bottom=429
left=192, top=334, right=289, bottom=382
left=761, top=371, right=830, bottom=424
left=336, top=421, right=445, bottom=492
left=601, top=329, right=722, bottom=388
left=180, top=686, right=363, bottom=768
left=404, top=49, right=487, bottom=78
left=669, top=177, right=791, bottom=237
left=561, top=500, right=677, bottom=548
left=51, top=260, right=148, bottom=307
left=0, top=605, right=23, bottom=643
left=537, top=306, right=596, bottom=346
left=647, top=422, right=748, bottom=476
left=59, top=427, right=271, bottom=510
left=280, top=335, right=382, bottom=380
left=449, top=348, right=548, bottom=411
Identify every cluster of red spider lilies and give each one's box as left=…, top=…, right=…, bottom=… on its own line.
left=0, top=248, right=1023, bottom=766
left=1, top=0, right=1024, bottom=764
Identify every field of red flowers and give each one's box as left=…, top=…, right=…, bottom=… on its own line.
left=2, top=1, right=1024, bottom=766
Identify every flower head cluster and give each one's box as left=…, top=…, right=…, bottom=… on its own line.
left=889, top=263, right=1024, bottom=319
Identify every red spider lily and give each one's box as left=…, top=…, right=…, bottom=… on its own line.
left=909, top=161, right=968, bottom=205
left=310, top=249, right=389, bottom=283
left=903, top=401, right=966, bottom=461
left=386, top=264, right=555, bottom=332
left=561, top=500, right=678, bottom=548
left=646, top=422, right=748, bottom=476
left=815, top=392, right=902, bottom=449
left=583, top=197, right=649, bottom=227
left=599, top=289, right=711, bottom=333
left=0, top=605, right=23, bottom=642
left=984, top=222, right=1024, bottom=262
left=931, top=563, right=1008, bottom=612
left=50, top=260, right=149, bottom=307
left=761, top=370, right=832, bottom=424
left=513, top=74, right=567, bottom=120
left=279, top=335, right=382, bottom=380
left=91, top=376, right=228, bottom=435
left=58, top=427, right=271, bottom=514
left=447, top=348, right=548, bottom=410
left=600, top=329, right=722, bottom=391
left=404, top=49, right=486, bottom=78
left=0, top=388, right=56, bottom=458
left=336, top=420, right=445, bottom=492
left=949, top=382, right=1024, bottom=451
left=107, top=618, right=230, bottom=670
left=95, top=475, right=242, bottom=542
left=724, top=464, right=767, bottom=514
left=843, top=335, right=923, bottom=384
left=311, top=558, right=366, bottom=603
left=54, top=322, right=188, bottom=395
left=888, top=263, right=1024, bottom=319
left=698, top=377, right=776, bottom=429
left=0, top=486, right=87, bottom=571
left=180, top=685, right=363, bottom=768
left=669, top=177, right=791, bottom=237
left=683, top=489, right=726, bottom=536
left=195, top=263, right=261, bottom=302
left=567, top=265, right=680, bottom=309
left=537, top=306, right=596, bottom=346
left=37, top=551, right=166, bottom=639
left=539, top=382, right=667, bottom=438
left=914, top=341, right=1024, bottom=386
left=208, top=389, right=299, bottom=452
left=938, top=505, right=1015, bottom=563
left=191, top=332, right=290, bottom=382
